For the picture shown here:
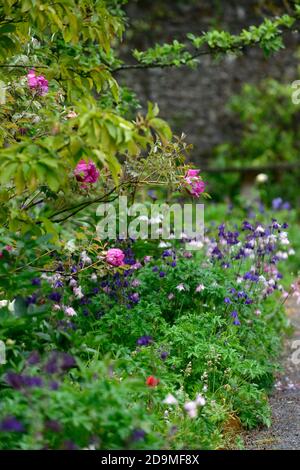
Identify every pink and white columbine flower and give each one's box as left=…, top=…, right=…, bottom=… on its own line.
left=195, top=284, right=205, bottom=292
left=184, top=401, right=198, bottom=419
left=106, top=248, right=125, bottom=267
left=195, top=394, right=206, bottom=406
left=184, top=169, right=206, bottom=198
left=65, top=306, right=77, bottom=317
left=176, top=283, right=185, bottom=291
left=163, top=394, right=178, bottom=405
left=74, top=160, right=100, bottom=185
left=27, top=69, right=49, bottom=95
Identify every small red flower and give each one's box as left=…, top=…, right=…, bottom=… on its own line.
left=146, top=376, right=159, bottom=387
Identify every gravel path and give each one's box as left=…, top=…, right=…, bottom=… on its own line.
left=243, top=297, right=300, bottom=450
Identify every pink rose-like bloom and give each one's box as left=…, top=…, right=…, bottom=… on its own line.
left=106, top=248, right=125, bottom=267
left=184, top=169, right=206, bottom=198
left=74, top=160, right=100, bottom=185
left=27, top=69, right=48, bottom=95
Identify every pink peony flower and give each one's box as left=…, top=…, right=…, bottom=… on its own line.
left=106, top=248, right=125, bottom=267
left=184, top=169, right=206, bottom=198
left=74, top=160, right=100, bottom=185
left=27, top=69, right=48, bottom=95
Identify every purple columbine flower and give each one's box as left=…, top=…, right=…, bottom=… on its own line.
left=23, top=375, right=43, bottom=388
left=162, top=250, right=172, bottom=258
left=171, top=261, right=177, bottom=267
left=0, top=416, right=24, bottom=432
left=272, top=197, right=283, bottom=211
left=27, top=350, right=40, bottom=365
left=242, top=221, right=254, bottom=231
left=131, top=428, right=146, bottom=442
left=160, top=351, right=168, bottom=361
left=6, top=372, right=24, bottom=389
left=231, top=310, right=238, bottom=318
left=49, top=381, right=59, bottom=391
left=129, top=292, right=139, bottom=304
left=48, top=291, right=62, bottom=302
left=233, top=318, right=241, bottom=326
left=26, top=294, right=37, bottom=305
left=61, top=353, right=76, bottom=371
left=31, top=277, right=41, bottom=286
left=282, top=202, right=291, bottom=210
left=237, top=291, right=246, bottom=299
left=159, top=271, right=166, bottom=278
left=137, top=335, right=153, bottom=346
left=224, top=297, right=231, bottom=304
left=54, top=280, right=64, bottom=288
left=62, top=440, right=78, bottom=450
left=44, top=354, right=59, bottom=374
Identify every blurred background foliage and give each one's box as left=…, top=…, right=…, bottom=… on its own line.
left=118, top=0, right=300, bottom=212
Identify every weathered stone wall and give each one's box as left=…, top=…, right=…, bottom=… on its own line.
left=117, top=0, right=299, bottom=165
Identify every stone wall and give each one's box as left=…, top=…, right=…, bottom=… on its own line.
left=117, top=0, right=299, bottom=165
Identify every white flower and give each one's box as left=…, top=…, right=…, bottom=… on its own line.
left=80, top=251, right=92, bottom=265
left=255, top=225, right=265, bottom=234
left=73, top=286, right=84, bottom=299
left=65, top=307, right=77, bottom=317
left=0, top=300, right=15, bottom=313
left=195, top=394, right=206, bottom=406
left=195, top=284, right=205, bottom=293
left=69, top=278, right=77, bottom=288
left=256, top=173, right=268, bottom=184
left=65, top=239, right=76, bottom=252
left=184, top=401, right=198, bottom=419
left=163, top=394, right=178, bottom=405
left=259, top=275, right=267, bottom=284
left=176, top=283, right=185, bottom=291
left=186, top=240, right=204, bottom=249
left=158, top=241, right=171, bottom=248
left=53, top=304, right=61, bottom=311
